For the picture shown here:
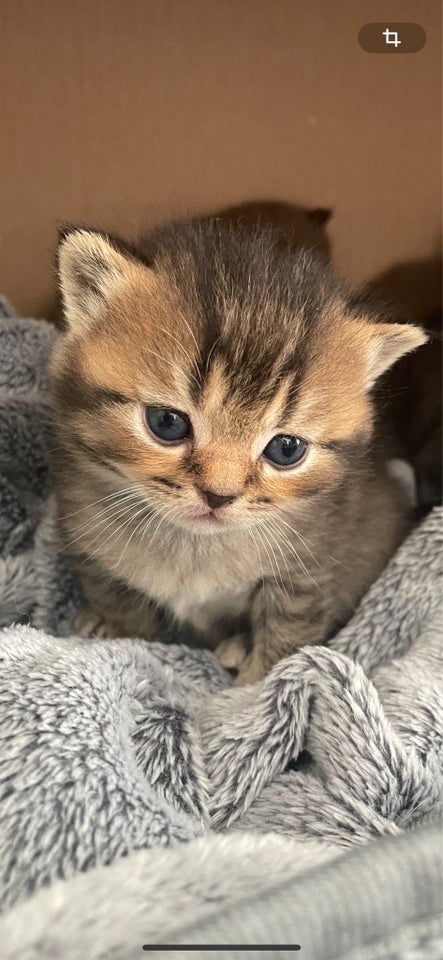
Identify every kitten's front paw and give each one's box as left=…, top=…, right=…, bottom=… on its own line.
left=215, top=635, right=249, bottom=670
left=74, top=608, right=123, bottom=639
left=233, top=649, right=268, bottom=686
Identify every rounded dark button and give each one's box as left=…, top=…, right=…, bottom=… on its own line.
left=358, top=23, right=426, bottom=53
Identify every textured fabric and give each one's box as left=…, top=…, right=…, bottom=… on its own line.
left=0, top=822, right=441, bottom=960
left=0, top=297, right=442, bottom=958
left=0, top=298, right=81, bottom=634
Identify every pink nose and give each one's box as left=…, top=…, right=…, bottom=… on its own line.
left=196, top=487, right=237, bottom=510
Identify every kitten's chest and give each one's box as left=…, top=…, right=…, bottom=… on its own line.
left=116, top=533, right=254, bottom=632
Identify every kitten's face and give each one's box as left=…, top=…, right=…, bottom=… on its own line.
left=51, top=222, right=425, bottom=537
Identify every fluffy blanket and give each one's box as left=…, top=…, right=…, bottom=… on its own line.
left=0, top=296, right=442, bottom=960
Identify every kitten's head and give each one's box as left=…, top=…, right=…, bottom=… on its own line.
left=50, top=220, right=426, bottom=536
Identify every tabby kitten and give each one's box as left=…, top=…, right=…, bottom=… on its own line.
left=50, top=220, right=426, bottom=685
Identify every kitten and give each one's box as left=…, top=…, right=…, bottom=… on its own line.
left=49, top=220, right=426, bottom=685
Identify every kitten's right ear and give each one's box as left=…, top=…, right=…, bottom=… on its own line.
left=308, top=208, right=332, bottom=226
left=362, top=320, right=428, bottom=386
left=57, top=227, right=139, bottom=334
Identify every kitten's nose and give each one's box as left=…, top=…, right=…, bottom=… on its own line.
left=197, top=487, right=237, bottom=510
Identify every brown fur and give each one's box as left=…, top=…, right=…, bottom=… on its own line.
left=50, top=219, right=426, bottom=684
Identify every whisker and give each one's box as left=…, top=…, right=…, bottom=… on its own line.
left=245, top=526, right=265, bottom=600
left=57, top=484, right=139, bottom=520
left=276, top=514, right=321, bottom=567
left=60, top=496, right=145, bottom=555
left=75, top=502, right=151, bottom=567
left=257, top=522, right=288, bottom=597
left=59, top=491, right=142, bottom=540
left=276, top=512, right=346, bottom=573
left=115, top=503, right=156, bottom=567
left=57, top=493, right=143, bottom=551
left=253, top=523, right=280, bottom=593
left=277, top=513, right=318, bottom=563
left=261, top=520, right=292, bottom=597
left=139, top=501, right=182, bottom=545
left=140, top=504, right=182, bottom=550
left=268, top=519, right=321, bottom=590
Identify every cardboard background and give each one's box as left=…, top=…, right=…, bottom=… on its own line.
left=0, top=0, right=441, bottom=318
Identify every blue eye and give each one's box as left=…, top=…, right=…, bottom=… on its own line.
left=146, top=407, right=191, bottom=443
left=263, top=435, right=308, bottom=468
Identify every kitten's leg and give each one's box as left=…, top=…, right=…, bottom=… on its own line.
left=215, top=635, right=249, bottom=670
left=74, top=558, right=161, bottom=641
left=234, top=581, right=329, bottom=686
left=75, top=607, right=123, bottom=639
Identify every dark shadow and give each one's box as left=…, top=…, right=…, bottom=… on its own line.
left=201, top=199, right=333, bottom=257
left=364, top=255, right=442, bottom=327
left=363, top=256, right=442, bottom=509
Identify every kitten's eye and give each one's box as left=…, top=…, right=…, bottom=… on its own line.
left=263, top=435, right=308, bottom=468
left=145, top=407, right=191, bottom=443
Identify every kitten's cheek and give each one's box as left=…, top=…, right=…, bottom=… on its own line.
left=260, top=457, right=312, bottom=498
left=261, top=455, right=343, bottom=502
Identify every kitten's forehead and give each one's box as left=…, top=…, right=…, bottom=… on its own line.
left=147, top=221, right=343, bottom=407
left=200, top=356, right=294, bottom=436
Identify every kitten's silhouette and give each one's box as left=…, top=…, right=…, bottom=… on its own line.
left=202, top=199, right=332, bottom=257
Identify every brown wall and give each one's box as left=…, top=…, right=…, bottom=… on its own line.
left=0, top=0, right=441, bottom=318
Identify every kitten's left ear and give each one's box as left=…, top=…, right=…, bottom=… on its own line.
left=57, top=226, right=145, bottom=334
left=364, top=321, right=428, bottom=386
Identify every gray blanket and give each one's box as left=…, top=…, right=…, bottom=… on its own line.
left=0, top=296, right=442, bottom=960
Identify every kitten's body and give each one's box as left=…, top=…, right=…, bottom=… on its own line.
left=64, top=465, right=407, bottom=680
left=50, top=220, right=425, bottom=683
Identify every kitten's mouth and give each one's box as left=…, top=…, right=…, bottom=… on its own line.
left=188, top=507, right=231, bottom=530
left=194, top=511, right=225, bottom=524
left=172, top=501, right=237, bottom=533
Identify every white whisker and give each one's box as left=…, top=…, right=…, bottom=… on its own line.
left=69, top=494, right=152, bottom=561
left=245, top=526, right=265, bottom=600
left=276, top=515, right=321, bottom=567
left=141, top=503, right=182, bottom=548
left=58, top=493, right=143, bottom=552
left=261, top=520, right=292, bottom=596
left=253, top=523, right=280, bottom=593
left=268, top=518, right=321, bottom=590
left=257, top=522, right=288, bottom=597
left=60, top=491, right=142, bottom=542
left=74, top=509, right=139, bottom=567
left=57, top=484, right=138, bottom=520
left=139, top=502, right=182, bottom=544
left=115, top=503, right=156, bottom=567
